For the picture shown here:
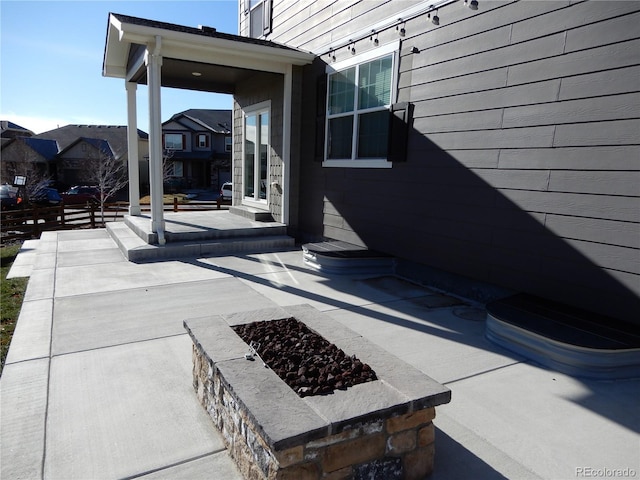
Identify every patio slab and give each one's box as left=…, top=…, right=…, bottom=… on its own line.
left=52, top=277, right=277, bottom=356
left=0, top=359, right=49, bottom=480
left=437, top=363, right=640, bottom=479
left=2, top=227, right=639, bottom=480
left=44, top=335, right=226, bottom=480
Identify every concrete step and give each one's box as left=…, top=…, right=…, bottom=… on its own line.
left=302, top=241, right=395, bottom=275
left=229, top=205, right=273, bottom=222
left=107, top=222, right=295, bottom=262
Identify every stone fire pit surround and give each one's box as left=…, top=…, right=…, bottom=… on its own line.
left=185, top=305, right=451, bottom=480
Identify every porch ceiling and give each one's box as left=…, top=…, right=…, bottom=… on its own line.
left=103, top=13, right=314, bottom=93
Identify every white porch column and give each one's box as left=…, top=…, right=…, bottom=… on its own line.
left=145, top=36, right=166, bottom=244
left=281, top=64, right=293, bottom=225
left=125, top=82, right=141, bottom=216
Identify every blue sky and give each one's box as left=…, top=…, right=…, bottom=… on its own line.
left=0, top=1, right=238, bottom=134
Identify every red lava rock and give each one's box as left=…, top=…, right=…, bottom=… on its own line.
left=233, top=317, right=377, bottom=397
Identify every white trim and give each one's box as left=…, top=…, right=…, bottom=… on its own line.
left=323, top=159, right=392, bottom=169
left=242, top=100, right=271, bottom=207
left=326, top=40, right=399, bottom=74
left=104, top=13, right=314, bottom=80
left=323, top=41, right=399, bottom=169
left=282, top=65, right=292, bottom=224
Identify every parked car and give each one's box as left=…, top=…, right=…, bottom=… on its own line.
left=0, top=184, right=22, bottom=211
left=220, top=182, right=232, bottom=201
left=61, top=186, right=101, bottom=205
left=31, top=188, right=62, bottom=206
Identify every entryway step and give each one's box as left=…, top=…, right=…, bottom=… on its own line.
left=229, top=205, right=273, bottom=222
left=485, top=293, right=640, bottom=379
left=107, top=221, right=294, bottom=262
left=302, top=240, right=395, bottom=275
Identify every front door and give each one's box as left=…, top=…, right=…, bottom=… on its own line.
left=243, top=102, right=270, bottom=206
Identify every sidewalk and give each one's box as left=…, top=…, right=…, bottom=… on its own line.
left=2, top=228, right=638, bottom=479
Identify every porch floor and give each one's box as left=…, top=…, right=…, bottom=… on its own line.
left=107, top=210, right=294, bottom=262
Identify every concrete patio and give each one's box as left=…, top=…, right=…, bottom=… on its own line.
left=2, top=219, right=639, bottom=479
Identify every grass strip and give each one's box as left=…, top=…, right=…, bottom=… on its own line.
left=1, top=242, right=27, bottom=375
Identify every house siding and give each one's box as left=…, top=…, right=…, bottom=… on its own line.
left=256, top=0, right=640, bottom=323
left=234, top=72, right=286, bottom=222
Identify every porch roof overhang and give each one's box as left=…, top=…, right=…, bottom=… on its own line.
left=102, top=13, right=315, bottom=93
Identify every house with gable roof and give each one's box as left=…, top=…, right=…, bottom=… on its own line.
left=1, top=124, right=149, bottom=194
left=161, top=109, right=232, bottom=191
left=1, top=120, right=34, bottom=145
left=0, top=136, right=59, bottom=184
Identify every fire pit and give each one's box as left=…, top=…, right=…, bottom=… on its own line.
left=185, top=305, right=451, bottom=479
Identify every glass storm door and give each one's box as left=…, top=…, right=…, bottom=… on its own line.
left=244, top=108, right=269, bottom=203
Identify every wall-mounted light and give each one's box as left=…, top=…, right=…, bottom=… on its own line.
left=396, top=19, right=406, bottom=37
left=411, top=46, right=420, bottom=54
left=464, top=0, right=479, bottom=9
left=429, top=10, right=439, bottom=25
left=370, top=30, right=379, bottom=46
left=192, top=72, right=202, bottom=77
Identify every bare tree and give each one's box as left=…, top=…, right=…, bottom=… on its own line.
left=86, top=152, right=129, bottom=222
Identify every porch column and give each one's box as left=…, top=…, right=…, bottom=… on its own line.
left=125, top=82, right=141, bottom=216
left=145, top=36, right=166, bottom=244
left=281, top=64, right=293, bottom=225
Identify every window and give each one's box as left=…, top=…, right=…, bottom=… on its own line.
left=197, top=134, right=209, bottom=148
left=243, top=102, right=270, bottom=203
left=245, top=0, right=272, bottom=38
left=225, top=136, right=232, bottom=152
left=164, top=133, right=184, bottom=150
left=166, top=160, right=183, bottom=177
left=324, top=42, right=398, bottom=168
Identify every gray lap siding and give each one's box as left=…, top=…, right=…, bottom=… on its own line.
left=264, top=0, right=640, bottom=323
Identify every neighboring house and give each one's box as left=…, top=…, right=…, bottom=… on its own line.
left=56, top=137, right=117, bottom=187
left=1, top=124, right=150, bottom=192
left=161, top=109, right=232, bottom=191
left=102, top=1, right=640, bottom=325
left=0, top=137, right=59, bottom=184
left=1, top=120, right=34, bottom=146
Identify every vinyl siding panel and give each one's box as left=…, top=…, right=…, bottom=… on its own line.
left=273, top=0, right=640, bottom=322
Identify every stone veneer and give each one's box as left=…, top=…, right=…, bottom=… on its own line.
left=185, top=305, right=451, bottom=480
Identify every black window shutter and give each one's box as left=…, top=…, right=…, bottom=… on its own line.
left=263, top=0, right=273, bottom=35
left=315, top=74, right=327, bottom=162
left=387, top=102, right=413, bottom=163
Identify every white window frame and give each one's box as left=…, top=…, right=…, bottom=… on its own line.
left=197, top=133, right=208, bottom=148
left=242, top=100, right=271, bottom=208
left=323, top=41, right=399, bottom=169
left=246, top=0, right=271, bottom=38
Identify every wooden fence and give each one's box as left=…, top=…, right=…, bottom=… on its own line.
left=0, top=199, right=226, bottom=244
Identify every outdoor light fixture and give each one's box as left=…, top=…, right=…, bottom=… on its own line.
left=192, top=71, right=202, bottom=77
left=429, top=10, right=439, bottom=25
left=370, top=30, right=379, bottom=46
left=464, top=0, right=479, bottom=9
